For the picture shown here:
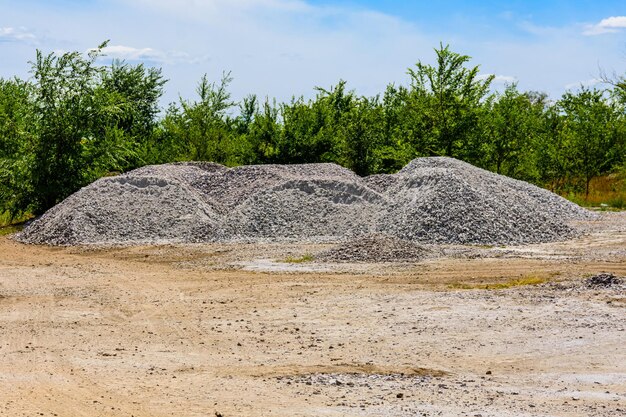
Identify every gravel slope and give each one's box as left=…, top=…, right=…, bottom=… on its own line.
left=17, top=157, right=594, bottom=246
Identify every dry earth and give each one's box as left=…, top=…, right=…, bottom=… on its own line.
left=1, top=213, right=625, bottom=417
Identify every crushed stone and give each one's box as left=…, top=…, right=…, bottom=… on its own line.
left=376, top=158, right=592, bottom=244
left=585, top=273, right=623, bottom=289
left=16, top=157, right=595, bottom=247
left=316, top=234, right=437, bottom=263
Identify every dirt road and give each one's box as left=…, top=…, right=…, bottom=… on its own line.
left=1, top=213, right=625, bottom=416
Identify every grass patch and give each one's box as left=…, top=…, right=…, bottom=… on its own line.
left=0, top=211, right=33, bottom=227
left=448, top=275, right=547, bottom=290
left=0, top=224, right=23, bottom=237
left=561, top=173, right=626, bottom=210
left=567, top=192, right=626, bottom=210
left=282, top=254, right=314, bottom=263
left=0, top=211, right=32, bottom=237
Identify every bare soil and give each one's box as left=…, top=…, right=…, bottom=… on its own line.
left=1, top=213, right=625, bottom=416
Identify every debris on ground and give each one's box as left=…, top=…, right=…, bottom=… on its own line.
left=585, top=273, right=623, bottom=288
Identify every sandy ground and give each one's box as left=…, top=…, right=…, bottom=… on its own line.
left=1, top=213, right=625, bottom=417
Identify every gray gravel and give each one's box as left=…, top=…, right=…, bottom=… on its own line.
left=17, top=169, right=221, bottom=245
left=316, top=234, right=437, bottom=263
left=377, top=158, right=593, bottom=244
left=16, top=157, right=595, bottom=246
left=585, top=273, right=624, bottom=289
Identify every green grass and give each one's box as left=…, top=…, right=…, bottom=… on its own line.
left=0, top=224, right=23, bottom=236
left=562, top=173, right=626, bottom=210
left=282, top=254, right=314, bottom=263
left=607, top=195, right=625, bottom=209
left=0, top=211, right=30, bottom=236
left=0, top=211, right=33, bottom=227
left=567, top=193, right=626, bottom=210
left=448, top=275, right=547, bottom=290
left=0, top=211, right=13, bottom=228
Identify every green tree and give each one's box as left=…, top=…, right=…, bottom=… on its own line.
left=168, top=72, right=236, bottom=163
left=339, top=95, right=384, bottom=176
left=244, top=97, right=282, bottom=164
left=0, top=78, right=34, bottom=217
left=407, top=43, right=493, bottom=158
left=1, top=42, right=168, bottom=217
left=99, top=60, right=166, bottom=167
left=27, top=43, right=111, bottom=212
left=558, top=87, right=622, bottom=196
left=100, top=60, right=166, bottom=140
left=0, top=78, right=32, bottom=158
left=279, top=91, right=336, bottom=164
left=483, top=84, right=537, bottom=176
left=372, top=84, right=415, bottom=173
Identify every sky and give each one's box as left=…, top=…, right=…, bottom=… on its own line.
left=1, top=0, right=626, bottom=106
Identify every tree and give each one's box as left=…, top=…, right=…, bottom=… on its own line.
left=244, top=96, right=282, bottom=164
left=100, top=60, right=166, bottom=140
left=278, top=88, right=338, bottom=164
left=371, top=84, right=415, bottom=173
left=0, top=78, right=32, bottom=158
left=483, top=84, right=537, bottom=176
left=558, top=87, right=621, bottom=197
left=27, top=43, right=112, bottom=212
left=0, top=78, right=34, bottom=217
left=339, top=95, right=384, bottom=176
left=169, top=72, right=236, bottom=163
left=0, top=42, right=169, bottom=217
left=407, top=44, right=493, bottom=158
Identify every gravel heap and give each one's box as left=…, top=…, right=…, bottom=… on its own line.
left=376, top=158, right=592, bottom=244
left=585, top=273, right=623, bottom=288
left=17, top=163, right=222, bottom=245
left=316, top=234, right=436, bottom=263
left=207, top=164, right=383, bottom=241
left=17, top=157, right=593, bottom=246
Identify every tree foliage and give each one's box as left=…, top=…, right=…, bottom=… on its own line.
left=0, top=42, right=625, bottom=219
left=557, top=88, right=623, bottom=195
left=0, top=41, right=166, bottom=216
left=407, top=44, right=493, bottom=158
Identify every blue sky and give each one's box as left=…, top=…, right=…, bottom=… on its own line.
left=1, top=0, right=625, bottom=105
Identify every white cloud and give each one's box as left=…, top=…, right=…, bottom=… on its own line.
left=583, top=16, right=626, bottom=35
left=564, top=78, right=603, bottom=90
left=493, top=75, right=517, bottom=83
left=89, top=44, right=208, bottom=64
left=3, top=0, right=625, bottom=104
left=480, top=74, right=517, bottom=84
left=110, top=0, right=433, bottom=101
left=0, top=27, right=37, bottom=43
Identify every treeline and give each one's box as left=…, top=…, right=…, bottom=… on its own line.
left=1, top=42, right=625, bottom=218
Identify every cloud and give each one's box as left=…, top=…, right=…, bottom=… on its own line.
left=0, top=27, right=37, bottom=43
left=493, top=75, right=517, bottom=83
left=109, top=0, right=433, bottom=102
left=89, top=44, right=208, bottom=64
left=564, top=78, right=603, bottom=90
left=479, top=74, right=517, bottom=84
left=4, top=0, right=624, bottom=104
left=583, top=16, right=626, bottom=35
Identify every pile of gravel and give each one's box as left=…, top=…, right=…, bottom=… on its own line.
left=208, top=164, right=383, bottom=241
left=316, top=234, right=436, bottom=263
left=375, top=158, right=592, bottom=244
left=585, top=273, right=623, bottom=288
left=17, top=166, right=221, bottom=245
left=16, top=157, right=594, bottom=246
